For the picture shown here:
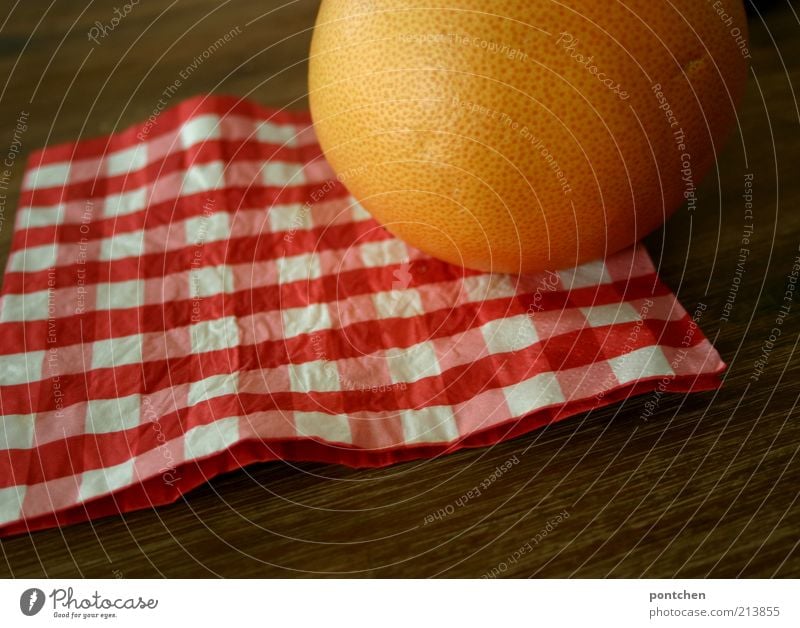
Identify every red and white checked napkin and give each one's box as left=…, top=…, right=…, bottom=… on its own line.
left=0, top=95, right=724, bottom=536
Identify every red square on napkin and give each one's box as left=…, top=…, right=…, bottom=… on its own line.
left=0, top=95, right=724, bottom=536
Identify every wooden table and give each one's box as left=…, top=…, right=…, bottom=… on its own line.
left=0, top=0, right=798, bottom=578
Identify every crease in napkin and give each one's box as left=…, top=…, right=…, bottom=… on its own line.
left=0, top=95, right=724, bottom=536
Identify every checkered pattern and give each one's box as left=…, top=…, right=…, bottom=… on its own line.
left=0, top=95, right=724, bottom=536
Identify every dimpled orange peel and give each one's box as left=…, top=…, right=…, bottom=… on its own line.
left=308, top=0, right=749, bottom=274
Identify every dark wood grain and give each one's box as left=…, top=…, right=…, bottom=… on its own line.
left=0, top=0, right=798, bottom=578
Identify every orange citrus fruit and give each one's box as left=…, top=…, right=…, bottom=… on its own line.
left=308, top=0, right=749, bottom=273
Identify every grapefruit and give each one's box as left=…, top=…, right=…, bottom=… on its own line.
left=308, top=0, right=748, bottom=273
